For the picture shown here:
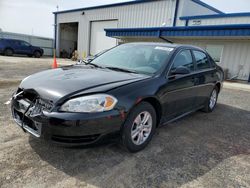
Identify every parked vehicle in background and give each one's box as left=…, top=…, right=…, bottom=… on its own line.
left=11, top=43, right=224, bottom=152
left=0, top=38, right=44, bottom=58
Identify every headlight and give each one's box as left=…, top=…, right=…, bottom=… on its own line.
left=60, top=94, right=117, bottom=113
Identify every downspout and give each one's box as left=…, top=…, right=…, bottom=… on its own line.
left=173, top=0, right=180, bottom=27
left=54, top=13, right=57, bottom=56
left=158, top=30, right=173, bottom=43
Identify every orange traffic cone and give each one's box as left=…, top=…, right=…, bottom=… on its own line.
left=52, top=49, right=58, bottom=69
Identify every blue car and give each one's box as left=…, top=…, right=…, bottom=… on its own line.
left=0, top=38, right=44, bottom=58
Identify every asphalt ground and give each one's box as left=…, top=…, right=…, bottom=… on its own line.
left=0, top=55, right=249, bottom=188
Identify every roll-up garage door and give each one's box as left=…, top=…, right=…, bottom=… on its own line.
left=90, top=20, right=118, bottom=55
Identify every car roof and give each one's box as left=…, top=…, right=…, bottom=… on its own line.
left=123, top=42, right=205, bottom=52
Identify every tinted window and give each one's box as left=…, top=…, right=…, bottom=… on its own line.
left=171, top=50, right=194, bottom=72
left=193, top=50, right=210, bottom=70
left=9, top=40, right=20, bottom=45
left=20, top=41, right=30, bottom=46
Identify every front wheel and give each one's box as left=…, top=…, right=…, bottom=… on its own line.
left=121, top=102, right=156, bottom=152
left=202, top=86, right=218, bottom=112
left=34, top=51, right=41, bottom=58
left=4, top=48, right=13, bottom=56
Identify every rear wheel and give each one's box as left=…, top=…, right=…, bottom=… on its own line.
left=121, top=102, right=156, bottom=152
left=202, top=86, right=218, bottom=112
left=34, top=51, right=41, bottom=58
left=4, top=48, right=13, bottom=56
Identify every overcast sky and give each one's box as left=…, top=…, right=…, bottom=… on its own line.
left=0, top=0, right=250, bottom=38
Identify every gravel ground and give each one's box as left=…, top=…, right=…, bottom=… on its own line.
left=0, top=56, right=250, bottom=188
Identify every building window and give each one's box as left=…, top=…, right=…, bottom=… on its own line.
left=206, top=45, right=224, bottom=64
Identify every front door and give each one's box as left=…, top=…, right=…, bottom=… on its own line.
left=160, top=49, right=196, bottom=121
left=18, top=41, right=32, bottom=55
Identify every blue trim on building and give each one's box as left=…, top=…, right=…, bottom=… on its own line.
left=53, top=0, right=156, bottom=14
left=105, top=24, right=250, bottom=38
left=180, top=12, right=250, bottom=20
left=190, top=0, right=224, bottom=14
left=173, top=0, right=180, bottom=27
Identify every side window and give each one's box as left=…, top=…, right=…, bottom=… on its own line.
left=14, top=41, right=21, bottom=46
left=20, top=41, right=30, bottom=47
left=171, top=50, right=194, bottom=72
left=193, top=50, right=211, bottom=70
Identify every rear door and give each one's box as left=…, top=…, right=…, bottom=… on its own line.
left=192, top=50, right=216, bottom=107
left=18, top=41, right=32, bottom=55
left=9, top=40, right=21, bottom=54
left=161, top=49, right=196, bottom=120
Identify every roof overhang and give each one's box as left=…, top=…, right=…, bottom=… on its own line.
left=53, top=0, right=156, bottom=14
left=105, top=24, right=250, bottom=39
left=180, top=12, right=250, bottom=20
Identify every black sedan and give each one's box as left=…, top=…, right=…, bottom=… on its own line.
left=11, top=43, right=224, bottom=152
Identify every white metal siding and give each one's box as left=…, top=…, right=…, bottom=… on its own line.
left=188, top=17, right=250, bottom=26
left=173, top=39, right=250, bottom=80
left=175, top=0, right=220, bottom=26
left=56, top=0, right=176, bottom=56
left=90, top=20, right=118, bottom=55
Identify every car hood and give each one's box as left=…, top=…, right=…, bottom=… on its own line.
left=20, top=65, right=149, bottom=102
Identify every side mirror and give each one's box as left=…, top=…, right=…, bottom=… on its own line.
left=170, top=66, right=190, bottom=75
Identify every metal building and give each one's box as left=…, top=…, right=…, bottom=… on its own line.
left=54, top=0, right=250, bottom=81
left=0, top=31, right=54, bottom=56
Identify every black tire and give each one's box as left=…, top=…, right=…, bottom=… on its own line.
left=121, top=102, right=157, bottom=153
left=34, top=51, right=41, bottom=58
left=4, top=48, right=14, bottom=56
left=202, top=86, right=219, bottom=113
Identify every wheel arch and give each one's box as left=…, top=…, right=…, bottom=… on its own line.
left=215, top=82, right=221, bottom=93
left=140, top=97, right=162, bottom=127
left=4, top=47, right=14, bottom=53
left=33, top=49, right=42, bottom=54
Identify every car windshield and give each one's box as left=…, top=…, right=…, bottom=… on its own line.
left=90, top=44, right=174, bottom=75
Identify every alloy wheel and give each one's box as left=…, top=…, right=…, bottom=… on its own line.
left=131, top=111, right=152, bottom=145
left=209, top=89, right=217, bottom=109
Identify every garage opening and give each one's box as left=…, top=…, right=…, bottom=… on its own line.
left=90, top=20, right=118, bottom=56
left=59, top=22, right=78, bottom=58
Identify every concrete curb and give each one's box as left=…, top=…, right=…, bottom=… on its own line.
left=223, top=81, right=250, bottom=92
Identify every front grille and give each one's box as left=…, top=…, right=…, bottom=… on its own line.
left=13, top=108, right=42, bottom=137
left=15, top=88, right=54, bottom=112
left=51, top=134, right=100, bottom=144
left=12, top=89, right=52, bottom=138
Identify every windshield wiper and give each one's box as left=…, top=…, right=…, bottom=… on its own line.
left=105, top=66, right=138, bottom=74
left=86, top=62, right=103, bottom=68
